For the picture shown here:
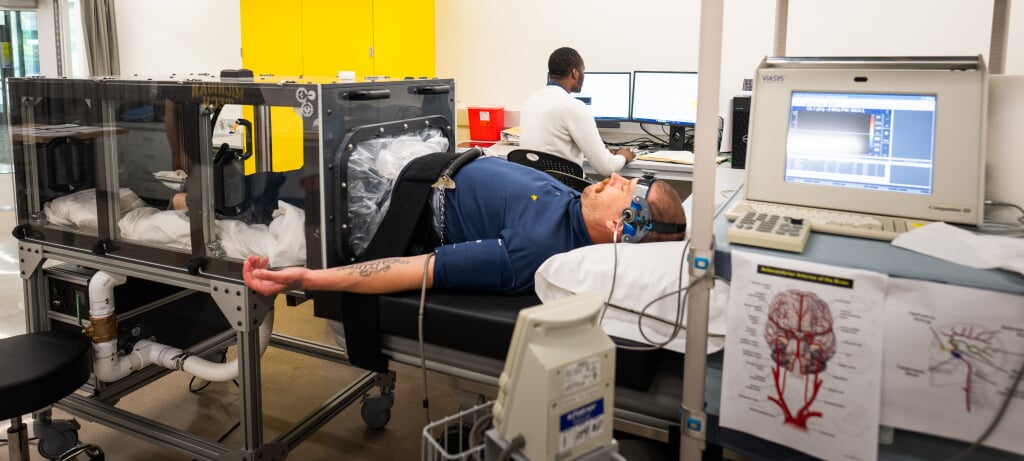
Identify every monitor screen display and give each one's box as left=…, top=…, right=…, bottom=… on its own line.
left=784, top=91, right=937, bottom=196
left=572, top=72, right=631, bottom=120
left=630, top=71, right=699, bottom=125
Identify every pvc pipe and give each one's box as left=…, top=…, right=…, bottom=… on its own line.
left=88, top=270, right=274, bottom=383
left=88, top=271, right=127, bottom=318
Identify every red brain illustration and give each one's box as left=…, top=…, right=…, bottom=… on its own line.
left=763, top=290, right=837, bottom=428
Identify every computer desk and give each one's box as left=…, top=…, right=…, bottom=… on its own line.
left=706, top=188, right=1024, bottom=460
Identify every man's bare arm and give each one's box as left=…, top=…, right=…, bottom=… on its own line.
left=244, top=254, right=434, bottom=297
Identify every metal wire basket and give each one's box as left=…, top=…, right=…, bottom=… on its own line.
left=422, top=401, right=495, bottom=461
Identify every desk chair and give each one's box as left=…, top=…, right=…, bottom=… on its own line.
left=507, top=149, right=593, bottom=192
left=0, top=330, right=104, bottom=460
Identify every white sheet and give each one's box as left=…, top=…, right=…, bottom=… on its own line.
left=535, top=241, right=728, bottom=354
left=891, top=222, right=1024, bottom=276
left=45, top=189, right=307, bottom=267
left=43, top=188, right=149, bottom=229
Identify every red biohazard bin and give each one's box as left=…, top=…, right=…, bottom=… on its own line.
left=467, top=106, right=504, bottom=141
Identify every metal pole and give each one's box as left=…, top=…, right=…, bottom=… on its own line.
left=989, top=0, right=1011, bottom=74
left=52, top=0, right=64, bottom=76
left=681, top=0, right=725, bottom=459
left=774, top=0, right=789, bottom=57
left=255, top=106, right=272, bottom=173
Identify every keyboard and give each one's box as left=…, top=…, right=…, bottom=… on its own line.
left=728, top=211, right=811, bottom=253
left=724, top=200, right=932, bottom=241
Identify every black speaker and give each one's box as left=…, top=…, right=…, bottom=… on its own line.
left=731, top=96, right=751, bottom=169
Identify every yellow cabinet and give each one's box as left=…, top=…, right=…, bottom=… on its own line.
left=240, top=0, right=435, bottom=170
left=240, top=0, right=434, bottom=79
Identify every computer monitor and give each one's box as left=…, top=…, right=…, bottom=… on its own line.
left=631, top=71, right=699, bottom=149
left=572, top=71, right=631, bottom=123
left=744, top=57, right=987, bottom=225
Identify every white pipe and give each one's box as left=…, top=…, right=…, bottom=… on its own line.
left=88, top=271, right=127, bottom=318
left=88, top=270, right=274, bottom=383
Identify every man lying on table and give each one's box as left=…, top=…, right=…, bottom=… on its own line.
left=243, top=156, right=687, bottom=296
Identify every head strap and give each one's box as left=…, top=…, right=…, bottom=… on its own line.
left=620, top=171, right=686, bottom=242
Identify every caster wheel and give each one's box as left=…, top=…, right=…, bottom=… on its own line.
left=38, top=428, right=78, bottom=460
left=361, top=393, right=394, bottom=429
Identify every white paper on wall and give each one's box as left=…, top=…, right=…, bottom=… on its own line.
left=880, top=278, right=1024, bottom=456
left=720, top=250, right=887, bottom=461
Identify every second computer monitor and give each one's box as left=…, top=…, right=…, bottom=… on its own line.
left=573, top=71, right=631, bottom=121
left=631, top=71, right=699, bottom=126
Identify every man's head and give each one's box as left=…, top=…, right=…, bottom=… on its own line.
left=548, top=47, right=585, bottom=93
left=580, top=173, right=687, bottom=244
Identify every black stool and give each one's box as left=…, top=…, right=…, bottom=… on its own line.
left=0, top=330, right=103, bottom=460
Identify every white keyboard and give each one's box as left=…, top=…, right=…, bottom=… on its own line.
left=728, top=211, right=811, bottom=253
left=725, top=200, right=932, bottom=241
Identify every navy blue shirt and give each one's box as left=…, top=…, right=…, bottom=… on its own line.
left=432, top=157, right=592, bottom=292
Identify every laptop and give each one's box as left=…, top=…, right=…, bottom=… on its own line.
left=730, top=57, right=988, bottom=235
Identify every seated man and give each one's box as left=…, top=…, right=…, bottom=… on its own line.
left=244, top=156, right=686, bottom=297
left=519, top=47, right=635, bottom=176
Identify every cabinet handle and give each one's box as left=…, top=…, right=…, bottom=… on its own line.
left=409, top=85, right=450, bottom=95
left=344, top=89, right=391, bottom=101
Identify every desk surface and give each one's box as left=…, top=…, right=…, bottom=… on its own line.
left=712, top=188, right=1024, bottom=296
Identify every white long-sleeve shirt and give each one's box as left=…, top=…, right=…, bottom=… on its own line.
left=519, top=85, right=625, bottom=176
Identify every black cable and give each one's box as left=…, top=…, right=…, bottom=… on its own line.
left=603, top=136, right=663, bottom=147
left=979, top=200, right=1024, bottom=237
left=189, top=376, right=212, bottom=393
left=187, top=348, right=229, bottom=393
left=600, top=234, right=711, bottom=352
left=215, top=379, right=242, bottom=444
left=639, top=123, right=669, bottom=146
left=217, top=421, right=241, bottom=444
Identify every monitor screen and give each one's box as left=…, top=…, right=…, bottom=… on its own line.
left=743, top=57, right=987, bottom=226
left=572, top=72, right=631, bottom=121
left=630, top=71, right=699, bottom=125
left=784, top=92, right=937, bottom=196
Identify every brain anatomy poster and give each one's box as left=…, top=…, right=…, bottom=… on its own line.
left=720, top=250, right=887, bottom=461
left=881, top=278, right=1024, bottom=456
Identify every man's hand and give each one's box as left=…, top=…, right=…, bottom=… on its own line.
left=243, top=255, right=307, bottom=297
left=612, top=147, right=636, bottom=163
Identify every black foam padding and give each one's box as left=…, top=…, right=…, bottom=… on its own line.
left=0, top=330, right=92, bottom=420
left=378, top=291, right=537, bottom=360
left=377, top=291, right=674, bottom=391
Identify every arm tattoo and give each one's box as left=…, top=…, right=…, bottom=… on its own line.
left=284, top=280, right=303, bottom=291
left=338, top=258, right=411, bottom=278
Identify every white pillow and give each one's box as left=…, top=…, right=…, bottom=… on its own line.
left=535, top=241, right=728, bottom=354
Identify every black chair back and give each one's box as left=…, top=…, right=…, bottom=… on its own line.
left=507, top=149, right=592, bottom=192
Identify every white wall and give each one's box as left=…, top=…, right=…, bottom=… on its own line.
left=436, top=0, right=1024, bottom=150
left=36, top=0, right=57, bottom=76
left=107, top=0, right=1024, bottom=149
left=114, top=0, right=241, bottom=76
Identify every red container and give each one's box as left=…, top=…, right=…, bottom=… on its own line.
left=467, top=106, right=504, bottom=141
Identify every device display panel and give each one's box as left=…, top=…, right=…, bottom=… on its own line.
left=784, top=91, right=937, bottom=196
